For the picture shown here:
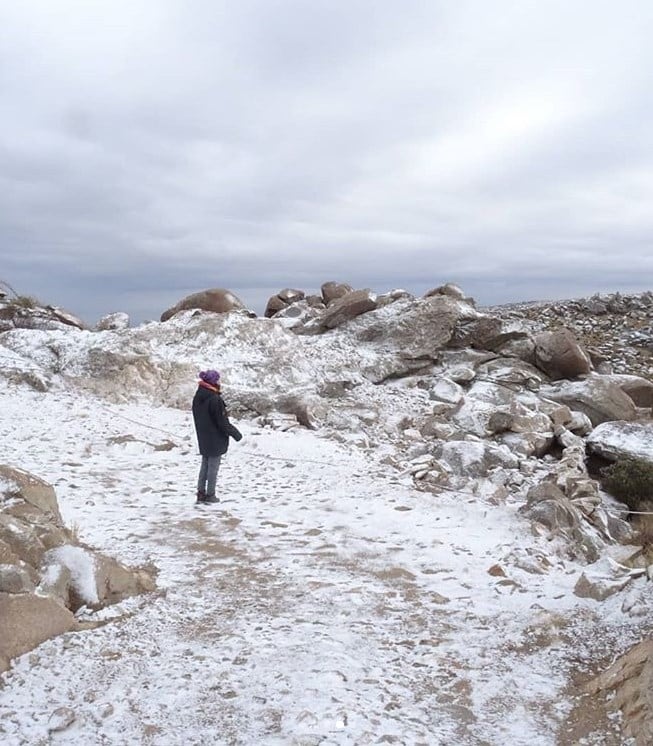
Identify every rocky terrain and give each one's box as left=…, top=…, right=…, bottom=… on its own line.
left=486, top=291, right=653, bottom=380
left=0, top=281, right=651, bottom=744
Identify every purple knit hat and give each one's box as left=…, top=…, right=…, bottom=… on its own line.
left=199, top=369, right=220, bottom=385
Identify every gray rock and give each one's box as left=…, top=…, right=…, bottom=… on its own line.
left=436, top=440, right=519, bottom=478
left=48, top=707, right=76, bottom=733
left=587, top=421, right=653, bottom=465
left=391, top=295, right=479, bottom=360
left=540, top=375, right=638, bottom=426
left=520, top=482, right=602, bottom=561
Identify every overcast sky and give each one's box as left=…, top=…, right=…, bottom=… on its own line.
left=1, top=0, right=652, bottom=322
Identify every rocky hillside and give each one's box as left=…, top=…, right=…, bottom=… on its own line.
left=0, top=281, right=652, bottom=743
left=486, top=291, right=653, bottom=380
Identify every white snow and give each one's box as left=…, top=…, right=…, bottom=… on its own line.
left=44, top=546, right=99, bottom=606
left=0, top=314, right=651, bottom=744
left=587, top=421, right=653, bottom=463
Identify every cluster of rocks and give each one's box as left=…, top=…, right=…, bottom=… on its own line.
left=263, top=281, right=456, bottom=334
left=487, top=291, right=653, bottom=380
left=0, top=465, right=156, bottom=672
left=0, top=293, right=132, bottom=333
left=1, top=279, right=652, bottom=741
left=0, top=297, right=86, bottom=332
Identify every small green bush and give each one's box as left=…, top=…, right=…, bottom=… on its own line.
left=601, top=457, right=653, bottom=512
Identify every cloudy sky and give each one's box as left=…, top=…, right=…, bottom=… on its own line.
left=1, top=0, right=652, bottom=322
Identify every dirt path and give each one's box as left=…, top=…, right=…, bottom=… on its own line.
left=0, top=390, right=627, bottom=744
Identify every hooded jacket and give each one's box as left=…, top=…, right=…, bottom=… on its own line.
left=192, top=385, right=242, bottom=456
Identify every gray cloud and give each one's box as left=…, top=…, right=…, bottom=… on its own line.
left=1, top=0, right=652, bottom=322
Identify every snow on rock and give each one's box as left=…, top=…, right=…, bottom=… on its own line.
left=587, top=421, right=653, bottom=465
left=45, top=546, right=100, bottom=607
left=574, top=557, right=644, bottom=601
left=540, top=374, right=638, bottom=426
left=95, top=312, right=129, bottom=331
left=436, top=440, right=519, bottom=478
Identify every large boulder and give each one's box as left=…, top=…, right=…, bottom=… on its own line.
left=160, top=288, right=247, bottom=322
left=584, top=638, right=653, bottom=745
left=320, top=289, right=378, bottom=329
left=389, top=295, right=481, bottom=360
left=321, top=281, right=353, bottom=305
left=534, top=328, right=591, bottom=380
left=264, top=288, right=306, bottom=318
left=540, top=375, right=638, bottom=426
left=586, top=421, right=653, bottom=466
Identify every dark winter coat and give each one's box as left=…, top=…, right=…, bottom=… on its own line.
left=192, top=385, right=242, bottom=457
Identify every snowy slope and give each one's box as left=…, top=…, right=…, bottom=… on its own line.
left=1, top=302, right=652, bottom=744
left=0, top=376, right=650, bottom=745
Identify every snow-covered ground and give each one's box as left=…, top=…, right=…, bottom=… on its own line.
left=1, top=377, right=649, bottom=745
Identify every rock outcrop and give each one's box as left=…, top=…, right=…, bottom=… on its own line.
left=0, top=465, right=156, bottom=672
left=0, top=298, right=85, bottom=332
left=584, top=638, right=653, bottom=746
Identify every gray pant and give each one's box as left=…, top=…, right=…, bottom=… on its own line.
left=197, top=455, right=221, bottom=497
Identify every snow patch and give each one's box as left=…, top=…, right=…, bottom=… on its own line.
left=45, top=546, right=99, bottom=606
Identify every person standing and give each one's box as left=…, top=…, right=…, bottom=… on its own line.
left=192, top=369, right=242, bottom=504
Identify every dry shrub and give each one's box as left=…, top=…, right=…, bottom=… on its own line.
left=600, top=457, right=653, bottom=512
left=11, top=295, right=38, bottom=309
left=633, top=515, right=653, bottom=551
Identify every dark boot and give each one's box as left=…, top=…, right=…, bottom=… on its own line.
left=203, top=494, right=219, bottom=504
left=196, top=490, right=206, bottom=504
